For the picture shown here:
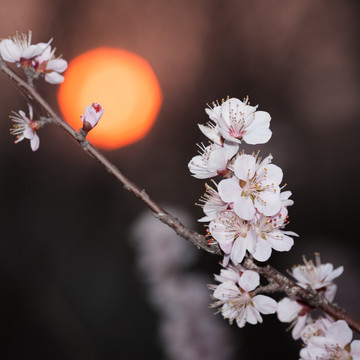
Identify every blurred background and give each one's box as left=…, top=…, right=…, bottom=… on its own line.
left=0, top=0, right=359, bottom=359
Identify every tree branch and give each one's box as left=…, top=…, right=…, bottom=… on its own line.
left=1, top=59, right=360, bottom=333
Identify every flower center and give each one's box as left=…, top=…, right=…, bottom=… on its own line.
left=29, top=121, right=39, bottom=130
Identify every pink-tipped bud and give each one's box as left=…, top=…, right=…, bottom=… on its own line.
left=81, top=102, right=104, bottom=132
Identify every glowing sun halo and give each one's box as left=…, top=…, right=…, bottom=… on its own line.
left=58, top=47, right=162, bottom=149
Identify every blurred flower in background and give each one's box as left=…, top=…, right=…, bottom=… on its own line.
left=131, top=208, right=236, bottom=360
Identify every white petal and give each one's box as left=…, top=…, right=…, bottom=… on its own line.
left=233, top=195, right=255, bottom=221
left=230, top=237, right=247, bottom=264
left=205, top=104, right=221, bottom=122
left=221, top=253, right=230, bottom=267
left=209, top=220, right=234, bottom=245
left=219, top=241, right=233, bottom=253
left=238, top=270, right=259, bottom=292
left=188, top=155, right=211, bottom=179
left=233, top=154, right=256, bottom=180
left=245, top=229, right=257, bottom=254
left=350, top=340, right=360, bottom=359
left=281, top=190, right=294, bottom=207
left=223, top=142, right=239, bottom=159
left=325, top=284, right=337, bottom=302
left=277, top=297, right=302, bottom=322
left=30, top=133, right=40, bottom=151
left=292, top=314, right=308, bottom=340
left=198, top=123, right=222, bottom=145
left=46, top=58, right=68, bottom=72
left=255, top=190, right=281, bottom=216
left=302, top=343, right=327, bottom=359
left=252, top=237, right=272, bottom=262
left=245, top=305, right=261, bottom=324
left=28, top=104, right=33, bottom=120
left=218, top=177, right=242, bottom=202
left=292, top=267, right=310, bottom=285
left=243, top=110, right=272, bottom=145
left=22, top=44, right=45, bottom=59
left=253, top=294, right=277, bottom=314
left=266, top=231, right=294, bottom=252
left=259, top=163, right=283, bottom=185
left=45, top=72, right=64, bottom=84
left=299, top=347, right=312, bottom=360
left=207, top=147, right=229, bottom=172
left=0, top=39, right=21, bottom=62
left=235, top=312, right=247, bottom=328
left=243, top=127, right=272, bottom=145
left=326, top=320, right=352, bottom=347
left=23, top=127, right=34, bottom=140
left=216, top=267, right=240, bottom=283
left=324, top=265, right=344, bottom=283
left=213, top=281, right=240, bottom=301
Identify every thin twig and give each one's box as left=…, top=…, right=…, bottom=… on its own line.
left=1, top=59, right=360, bottom=333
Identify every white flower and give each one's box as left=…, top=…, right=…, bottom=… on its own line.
left=0, top=31, right=46, bottom=63
left=248, top=206, right=298, bottom=262
left=188, top=142, right=238, bottom=179
left=81, top=103, right=104, bottom=131
left=300, top=317, right=333, bottom=345
left=300, top=320, right=360, bottom=360
left=209, top=267, right=277, bottom=328
left=0, top=31, right=67, bottom=84
left=277, top=255, right=343, bottom=340
left=197, top=182, right=230, bottom=222
left=206, top=97, right=272, bottom=145
left=218, top=153, right=283, bottom=221
left=10, top=104, right=39, bottom=151
left=291, top=254, right=343, bottom=302
left=209, top=211, right=251, bottom=265
left=277, top=297, right=312, bottom=340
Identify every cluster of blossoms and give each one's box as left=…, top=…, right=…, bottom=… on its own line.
left=2, top=32, right=105, bottom=151
left=189, top=97, right=353, bottom=358
left=0, top=31, right=67, bottom=84
left=188, top=97, right=298, bottom=266
left=300, top=319, right=360, bottom=359
left=276, top=254, right=357, bottom=359
left=9, top=101, right=104, bottom=151
left=277, top=253, right=344, bottom=340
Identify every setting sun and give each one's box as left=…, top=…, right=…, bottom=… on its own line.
left=58, top=47, right=162, bottom=149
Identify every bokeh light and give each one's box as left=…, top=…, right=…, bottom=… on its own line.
left=58, top=47, right=162, bottom=149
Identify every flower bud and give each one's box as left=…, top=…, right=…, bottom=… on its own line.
left=81, top=103, right=104, bottom=132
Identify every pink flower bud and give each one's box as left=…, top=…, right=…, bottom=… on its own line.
left=81, top=103, right=104, bottom=132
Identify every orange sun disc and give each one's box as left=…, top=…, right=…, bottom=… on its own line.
left=58, top=47, right=162, bottom=149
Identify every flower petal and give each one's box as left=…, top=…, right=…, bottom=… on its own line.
left=233, top=154, right=256, bottom=180
left=233, top=195, right=255, bottom=221
left=266, top=231, right=294, bottom=252
left=292, top=314, right=308, bottom=340
left=326, top=320, right=352, bottom=347
left=46, top=58, right=68, bottom=72
left=277, top=297, right=302, bottom=323
left=45, top=71, right=64, bottom=84
left=30, top=133, right=40, bottom=151
left=350, top=340, right=360, bottom=359
left=252, top=237, right=272, bottom=262
left=218, top=177, right=242, bottom=202
left=238, top=270, right=259, bottom=292
left=253, top=294, right=277, bottom=314
left=230, top=237, right=247, bottom=264
left=0, top=39, right=21, bottom=62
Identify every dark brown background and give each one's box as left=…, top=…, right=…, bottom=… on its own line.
left=0, top=0, right=359, bottom=359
